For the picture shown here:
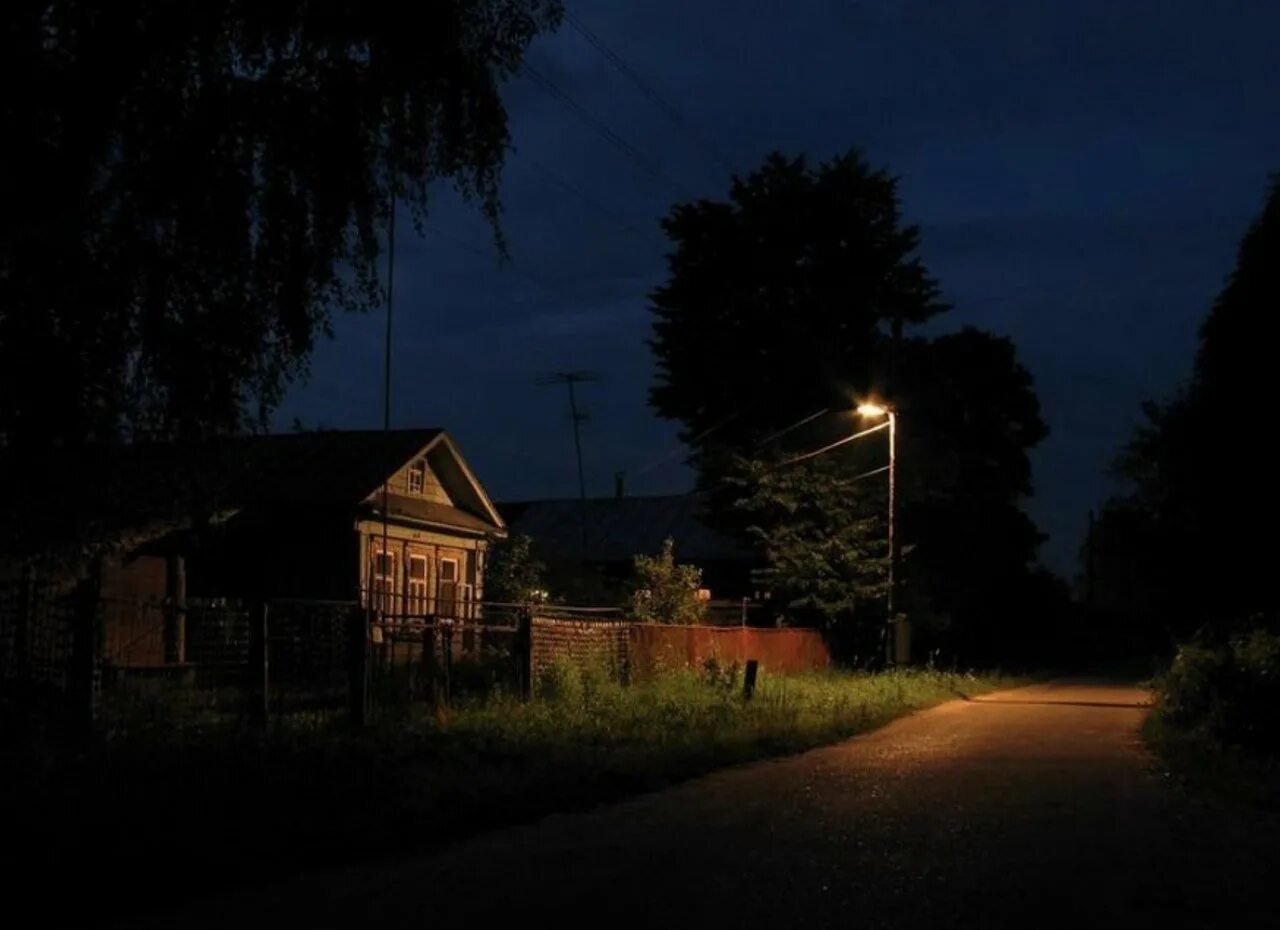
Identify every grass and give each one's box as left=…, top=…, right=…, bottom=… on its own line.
left=2, top=664, right=1016, bottom=922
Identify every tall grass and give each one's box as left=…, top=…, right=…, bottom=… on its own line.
left=450, top=663, right=1003, bottom=770
left=5, top=665, right=1015, bottom=922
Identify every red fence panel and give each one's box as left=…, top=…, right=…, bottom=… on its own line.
left=627, top=625, right=830, bottom=678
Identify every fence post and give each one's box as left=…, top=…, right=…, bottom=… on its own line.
left=248, top=600, right=269, bottom=729
left=742, top=659, right=759, bottom=701
left=14, top=563, right=31, bottom=686
left=69, top=557, right=102, bottom=738
left=441, top=620, right=453, bottom=708
left=163, top=553, right=187, bottom=665
left=515, top=608, right=533, bottom=700
left=348, top=607, right=369, bottom=729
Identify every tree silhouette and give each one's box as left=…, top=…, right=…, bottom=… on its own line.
left=649, top=150, right=946, bottom=463
left=0, top=1, right=562, bottom=457
left=1091, top=175, right=1280, bottom=642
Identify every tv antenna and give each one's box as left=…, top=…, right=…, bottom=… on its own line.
left=536, top=370, right=601, bottom=546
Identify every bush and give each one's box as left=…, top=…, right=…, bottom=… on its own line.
left=1156, top=624, right=1280, bottom=756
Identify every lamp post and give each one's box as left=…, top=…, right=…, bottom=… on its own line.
left=856, top=402, right=902, bottom=665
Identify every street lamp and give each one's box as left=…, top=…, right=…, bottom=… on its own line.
left=857, top=400, right=903, bottom=665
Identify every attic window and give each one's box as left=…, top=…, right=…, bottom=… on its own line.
left=407, top=459, right=426, bottom=495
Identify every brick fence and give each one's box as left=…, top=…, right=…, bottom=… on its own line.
left=530, top=615, right=631, bottom=681
left=530, top=613, right=831, bottom=681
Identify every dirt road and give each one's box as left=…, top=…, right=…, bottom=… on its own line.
left=127, top=680, right=1280, bottom=928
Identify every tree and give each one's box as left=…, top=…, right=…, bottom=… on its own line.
left=629, top=538, right=707, bottom=624
left=648, top=149, right=1050, bottom=663
left=895, top=329, right=1048, bottom=662
left=649, top=150, right=946, bottom=466
left=0, top=1, right=563, bottom=458
left=729, top=457, right=887, bottom=636
left=484, top=534, right=547, bottom=605
left=1093, top=175, right=1280, bottom=641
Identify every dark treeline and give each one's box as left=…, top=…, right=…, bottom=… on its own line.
left=1085, top=176, right=1279, bottom=652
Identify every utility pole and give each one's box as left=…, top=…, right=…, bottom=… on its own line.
left=536, top=371, right=600, bottom=549
left=887, top=407, right=899, bottom=665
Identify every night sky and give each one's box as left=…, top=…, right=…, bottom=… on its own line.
left=275, top=1, right=1280, bottom=576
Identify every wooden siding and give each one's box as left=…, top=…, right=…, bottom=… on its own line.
left=357, top=520, right=489, bottom=617
left=381, top=455, right=451, bottom=504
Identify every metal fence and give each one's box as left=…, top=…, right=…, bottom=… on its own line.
left=0, top=581, right=541, bottom=733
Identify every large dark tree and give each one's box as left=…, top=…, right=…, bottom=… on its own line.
left=897, top=330, right=1049, bottom=662
left=649, top=150, right=1050, bottom=662
left=1090, top=175, right=1280, bottom=642
left=650, top=150, right=946, bottom=461
left=0, top=1, right=562, bottom=456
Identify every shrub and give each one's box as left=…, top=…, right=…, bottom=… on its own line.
left=1156, top=624, right=1280, bottom=756
left=629, top=537, right=708, bottom=624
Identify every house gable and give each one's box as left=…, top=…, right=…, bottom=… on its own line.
left=384, top=453, right=452, bottom=504
left=362, top=432, right=505, bottom=535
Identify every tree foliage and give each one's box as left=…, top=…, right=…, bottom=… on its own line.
left=484, top=534, right=547, bottom=605
left=650, top=150, right=946, bottom=461
left=629, top=538, right=707, bottom=624
left=729, top=457, right=888, bottom=629
left=1090, top=176, right=1280, bottom=641
left=0, top=0, right=562, bottom=455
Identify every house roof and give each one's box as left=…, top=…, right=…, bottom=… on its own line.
left=497, top=494, right=755, bottom=564
left=8, top=429, right=503, bottom=555
left=370, top=495, right=501, bottom=536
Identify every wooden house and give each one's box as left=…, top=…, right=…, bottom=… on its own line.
left=2, top=429, right=506, bottom=671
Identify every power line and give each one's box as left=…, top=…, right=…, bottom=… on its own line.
left=626, top=408, right=747, bottom=481
left=423, top=227, right=591, bottom=306
left=774, top=420, right=889, bottom=468
left=565, top=10, right=736, bottom=176
left=519, top=156, right=662, bottom=245
left=753, top=407, right=831, bottom=450
left=520, top=61, right=695, bottom=200
left=624, top=404, right=832, bottom=485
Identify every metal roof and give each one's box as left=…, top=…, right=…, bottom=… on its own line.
left=498, top=494, right=755, bottom=563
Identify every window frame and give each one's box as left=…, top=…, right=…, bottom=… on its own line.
left=406, top=553, right=429, bottom=616
left=370, top=546, right=397, bottom=615
left=407, top=459, right=427, bottom=495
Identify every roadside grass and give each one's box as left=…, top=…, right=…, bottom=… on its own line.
left=3, top=665, right=1016, bottom=921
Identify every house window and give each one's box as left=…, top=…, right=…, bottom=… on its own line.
left=407, top=554, right=429, bottom=616
left=371, top=548, right=396, bottom=616
left=438, top=557, right=459, bottom=618
left=407, top=460, right=426, bottom=495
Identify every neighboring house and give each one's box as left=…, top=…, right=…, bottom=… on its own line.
left=497, top=493, right=761, bottom=609
left=2, top=429, right=505, bottom=671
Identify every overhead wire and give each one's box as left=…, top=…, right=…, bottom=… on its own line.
left=564, top=10, right=736, bottom=176
left=773, top=420, right=889, bottom=468
left=519, top=61, right=696, bottom=200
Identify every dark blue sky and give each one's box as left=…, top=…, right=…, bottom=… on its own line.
left=275, top=1, right=1280, bottom=575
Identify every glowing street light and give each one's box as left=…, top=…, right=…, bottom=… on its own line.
left=857, top=400, right=904, bottom=665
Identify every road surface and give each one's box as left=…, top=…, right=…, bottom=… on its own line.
left=126, top=680, right=1280, bottom=928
